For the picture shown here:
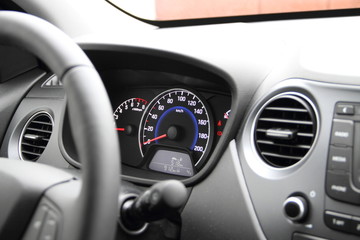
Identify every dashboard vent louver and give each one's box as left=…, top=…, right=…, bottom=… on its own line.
left=254, top=94, right=317, bottom=168
left=19, top=112, right=53, bottom=161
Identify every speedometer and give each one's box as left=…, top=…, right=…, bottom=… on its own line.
left=139, top=88, right=213, bottom=168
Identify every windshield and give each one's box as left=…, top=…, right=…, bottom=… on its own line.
left=108, top=0, right=360, bottom=21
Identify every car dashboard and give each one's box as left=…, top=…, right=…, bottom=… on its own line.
left=1, top=1, right=360, bottom=240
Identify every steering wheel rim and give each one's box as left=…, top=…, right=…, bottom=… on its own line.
left=0, top=11, right=120, bottom=240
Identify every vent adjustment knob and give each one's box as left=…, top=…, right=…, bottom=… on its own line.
left=283, top=196, right=308, bottom=222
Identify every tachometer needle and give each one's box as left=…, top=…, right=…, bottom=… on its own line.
left=116, top=128, right=125, bottom=131
left=143, top=134, right=167, bottom=145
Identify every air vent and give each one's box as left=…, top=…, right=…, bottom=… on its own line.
left=254, top=94, right=317, bottom=168
left=19, top=112, right=53, bottom=161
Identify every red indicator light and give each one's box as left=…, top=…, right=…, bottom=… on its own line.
left=217, top=131, right=223, bottom=136
left=116, top=128, right=125, bottom=131
left=217, top=120, right=222, bottom=127
left=224, top=110, right=231, bottom=119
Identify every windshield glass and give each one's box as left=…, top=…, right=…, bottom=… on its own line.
left=108, top=0, right=360, bottom=21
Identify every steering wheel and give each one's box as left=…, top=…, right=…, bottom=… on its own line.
left=0, top=11, right=120, bottom=240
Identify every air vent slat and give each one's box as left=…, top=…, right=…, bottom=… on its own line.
left=19, top=112, right=53, bottom=161
left=256, top=140, right=311, bottom=149
left=261, top=152, right=303, bottom=160
left=297, top=132, right=314, bottom=137
left=26, top=127, right=52, bottom=134
left=21, top=142, right=47, bottom=149
left=21, top=150, right=42, bottom=156
left=254, top=94, right=317, bottom=168
left=265, top=107, right=308, bottom=113
left=256, top=129, right=314, bottom=137
left=258, top=118, right=313, bottom=125
left=31, top=120, right=53, bottom=126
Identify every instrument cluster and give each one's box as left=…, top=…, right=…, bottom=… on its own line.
left=111, top=87, right=231, bottom=178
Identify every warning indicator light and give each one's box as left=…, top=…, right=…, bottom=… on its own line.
left=224, top=110, right=231, bottom=119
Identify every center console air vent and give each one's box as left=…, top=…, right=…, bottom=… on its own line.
left=19, top=111, right=53, bottom=161
left=254, top=93, right=317, bottom=168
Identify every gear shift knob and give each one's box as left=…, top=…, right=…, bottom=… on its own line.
left=121, top=180, right=187, bottom=232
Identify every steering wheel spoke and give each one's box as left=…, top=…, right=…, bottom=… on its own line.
left=23, top=179, right=82, bottom=240
left=0, top=158, right=73, bottom=239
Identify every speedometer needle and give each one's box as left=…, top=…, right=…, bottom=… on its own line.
left=116, top=128, right=125, bottom=131
left=143, top=134, right=167, bottom=145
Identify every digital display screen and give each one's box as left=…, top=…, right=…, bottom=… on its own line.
left=149, top=149, right=194, bottom=177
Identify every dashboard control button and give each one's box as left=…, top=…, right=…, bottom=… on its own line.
left=22, top=205, right=48, bottom=240
left=351, top=216, right=360, bottom=236
left=39, top=210, right=58, bottom=240
left=328, top=146, right=351, bottom=171
left=331, top=119, right=354, bottom=147
left=336, top=103, right=355, bottom=115
left=324, top=211, right=352, bottom=233
left=326, top=171, right=360, bottom=204
left=283, top=196, right=308, bottom=222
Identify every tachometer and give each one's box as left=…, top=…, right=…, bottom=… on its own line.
left=139, top=89, right=213, bottom=168
left=114, top=98, right=147, bottom=135
left=113, top=97, right=148, bottom=166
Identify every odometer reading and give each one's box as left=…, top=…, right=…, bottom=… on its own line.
left=139, top=89, right=213, bottom=167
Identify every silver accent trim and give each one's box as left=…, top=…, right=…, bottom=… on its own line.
left=18, top=111, right=54, bottom=161
left=229, top=141, right=267, bottom=239
left=283, top=196, right=307, bottom=222
left=41, top=75, right=62, bottom=88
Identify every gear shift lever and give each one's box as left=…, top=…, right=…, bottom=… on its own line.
left=120, top=180, right=187, bottom=232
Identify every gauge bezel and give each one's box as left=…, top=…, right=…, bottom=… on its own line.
left=138, top=88, right=214, bottom=170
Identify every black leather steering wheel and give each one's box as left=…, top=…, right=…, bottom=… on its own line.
left=0, top=11, right=120, bottom=240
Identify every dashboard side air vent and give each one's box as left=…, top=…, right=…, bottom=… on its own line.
left=19, top=111, right=54, bottom=161
left=254, top=93, right=317, bottom=168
